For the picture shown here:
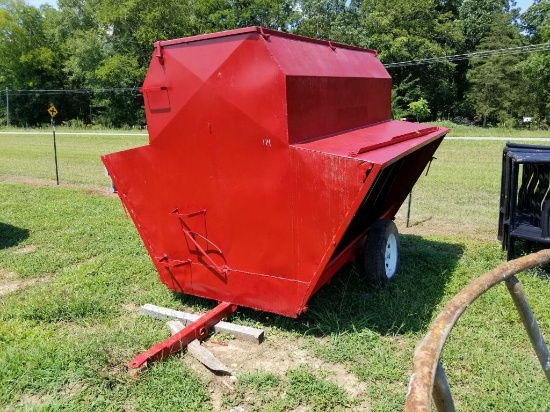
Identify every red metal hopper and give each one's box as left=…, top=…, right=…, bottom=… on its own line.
left=102, top=27, right=448, bottom=370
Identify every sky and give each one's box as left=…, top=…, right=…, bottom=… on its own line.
left=24, top=0, right=537, bottom=12
left=515, top=0, right=536, bottom=11
left=25, top=0, right=56, bottom=7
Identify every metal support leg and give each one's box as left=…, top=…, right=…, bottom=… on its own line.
left=406, top=191, right=412, bottom=228
left=432, top=363, right=456, bottom=412
left=505, top=276, right=550, bottom=382
left=128, top=301, right=237, bottom=371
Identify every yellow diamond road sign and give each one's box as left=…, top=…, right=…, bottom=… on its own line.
left=47, top=105, right=58, bottom=118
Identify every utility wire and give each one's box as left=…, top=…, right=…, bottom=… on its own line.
left=383, top=42, right=550, bottom=68
left=1, top=42, right=549, bottom=94
left=0, top=87, right=141, bottom=96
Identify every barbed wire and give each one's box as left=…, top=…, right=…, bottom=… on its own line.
left=383, top=42, right=550, bottom=68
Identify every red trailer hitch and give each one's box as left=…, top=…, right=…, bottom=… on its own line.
left=128, top=301, right=237, bottom=372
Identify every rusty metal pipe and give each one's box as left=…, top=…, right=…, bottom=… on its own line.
left=505, top=276, right=550, bottom=381
left=405, top=249, right=550, bottom=412
left=432, top=363, right=456, bottom=412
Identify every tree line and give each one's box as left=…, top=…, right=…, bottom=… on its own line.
left=0, top=0, right=549, bottom=128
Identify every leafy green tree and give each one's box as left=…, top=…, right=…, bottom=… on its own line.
left=294, top=0, right=345, bottom=39
left=521, top=0, right=550, bottom=42
left=408, top=98, right=431, bottom=121
left=459, top=0, right=520, bottom=48
left=0, top=0, right=547, bottom=128
left=224, top=0, right=298, bottom=30
left=354, top=0, right=464, bottom=119
left=520, top=54, right=550, bottom=124
left=436, top=0, right=462, bottom=15
left=391, top=75, right=422, bottom=118
left=80, top=0, right=299, bottom=126
left=466, top=12, right=524, bottom=126
left=520, top=0, right=550, bottom=124
left=0, top=1, right=70, bottom=125
left=0, top=1, right=55, bottom=88
left=193, top=0, right=298, bottom=33
left=62, top=0, right=199, bottom=126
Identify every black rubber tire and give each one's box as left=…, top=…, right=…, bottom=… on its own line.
left=363, top=219, right=400, bottom=288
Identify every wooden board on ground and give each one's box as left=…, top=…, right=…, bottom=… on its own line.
left=140, top=304, right=264, bottom=343
left=167, top=320, right=232, bottom=375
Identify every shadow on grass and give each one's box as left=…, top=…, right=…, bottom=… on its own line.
left=0, top=222, right=29, bottom=250
left=167, top=235, right=463, bottom=337
left=227, top=235, right=464, bottom=337
left=304, top=235, right=463, bottom=336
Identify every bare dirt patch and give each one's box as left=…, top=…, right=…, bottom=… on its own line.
left=60, top=382, right=88, bottom=397
left=0, top=275, right=50, bottom=297
left=121, top=302, right=140, bottom=315
left=173, top=332, right=370, bottom=411
left=0, top=268, right=17, bottom=281
left=16, top=393, right=53, bottom=409
left=396, top=216, right=495, bottom=242
left=13, top=244, right=37, bottom=254
left=0, top=176, right=116, bottom=197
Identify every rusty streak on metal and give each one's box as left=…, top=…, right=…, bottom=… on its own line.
left=405, top=249, right=550, bottom=412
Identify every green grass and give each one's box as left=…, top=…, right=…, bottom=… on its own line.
left=396, top=139, right=506, bottom=238
left=223, top=368, right=352, bottom=411
left=0, top=185, right=212, bottom=411
left=0, top=128, right=549, bottom=410
left=432, top=121, right=550, bottom=138
left=0, top=131, right=147, bottom=187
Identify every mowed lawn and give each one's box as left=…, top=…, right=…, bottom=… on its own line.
left=0, top=131, right=147, bottom=188
left=0, top=129, right=549, bottom=411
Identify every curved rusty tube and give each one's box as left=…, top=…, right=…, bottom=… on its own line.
left=405, top=249, right=550, bottom=412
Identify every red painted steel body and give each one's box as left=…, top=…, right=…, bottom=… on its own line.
left=102, top=27, right=448, bottom=318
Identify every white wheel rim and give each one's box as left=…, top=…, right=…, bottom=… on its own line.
left=384, top=233, right=398, bottom=279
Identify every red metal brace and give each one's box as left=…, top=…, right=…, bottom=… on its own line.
left=128, top=301, right=237, bottom=372
left=172, top=209, right=229, bottom=276
left=349, top=127, right=440, bottom=157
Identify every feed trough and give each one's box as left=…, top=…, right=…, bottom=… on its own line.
left=498, top=142, right=550, bottom=259
left=102, top=27, right=449, bottom=370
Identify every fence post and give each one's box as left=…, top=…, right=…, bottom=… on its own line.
left=5, top=87, right=9, bottom=127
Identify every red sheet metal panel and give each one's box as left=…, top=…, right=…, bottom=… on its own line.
left=286, top=77, right=391, bottom=144
left=103, top=27, right=449, bottom=318
left=264, top=32, right=384, bottom=77
left=293, top=120, right=446, bottom=165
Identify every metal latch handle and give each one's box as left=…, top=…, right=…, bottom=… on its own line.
left=172, top=209, right=229, bottom=275
left=140, top=86, right=167, bottom=93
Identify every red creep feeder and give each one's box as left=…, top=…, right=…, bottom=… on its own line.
left=102, top=27, right=449, bottom=370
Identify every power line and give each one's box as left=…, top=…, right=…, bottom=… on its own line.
left=0, top=87, right=141, bottom=96
left=383, top=42, right=550, bottom=69
left=1, top=43, right=549, bottom=93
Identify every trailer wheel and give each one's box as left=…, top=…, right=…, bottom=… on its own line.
left=364, top=219, right=400, bottom=287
